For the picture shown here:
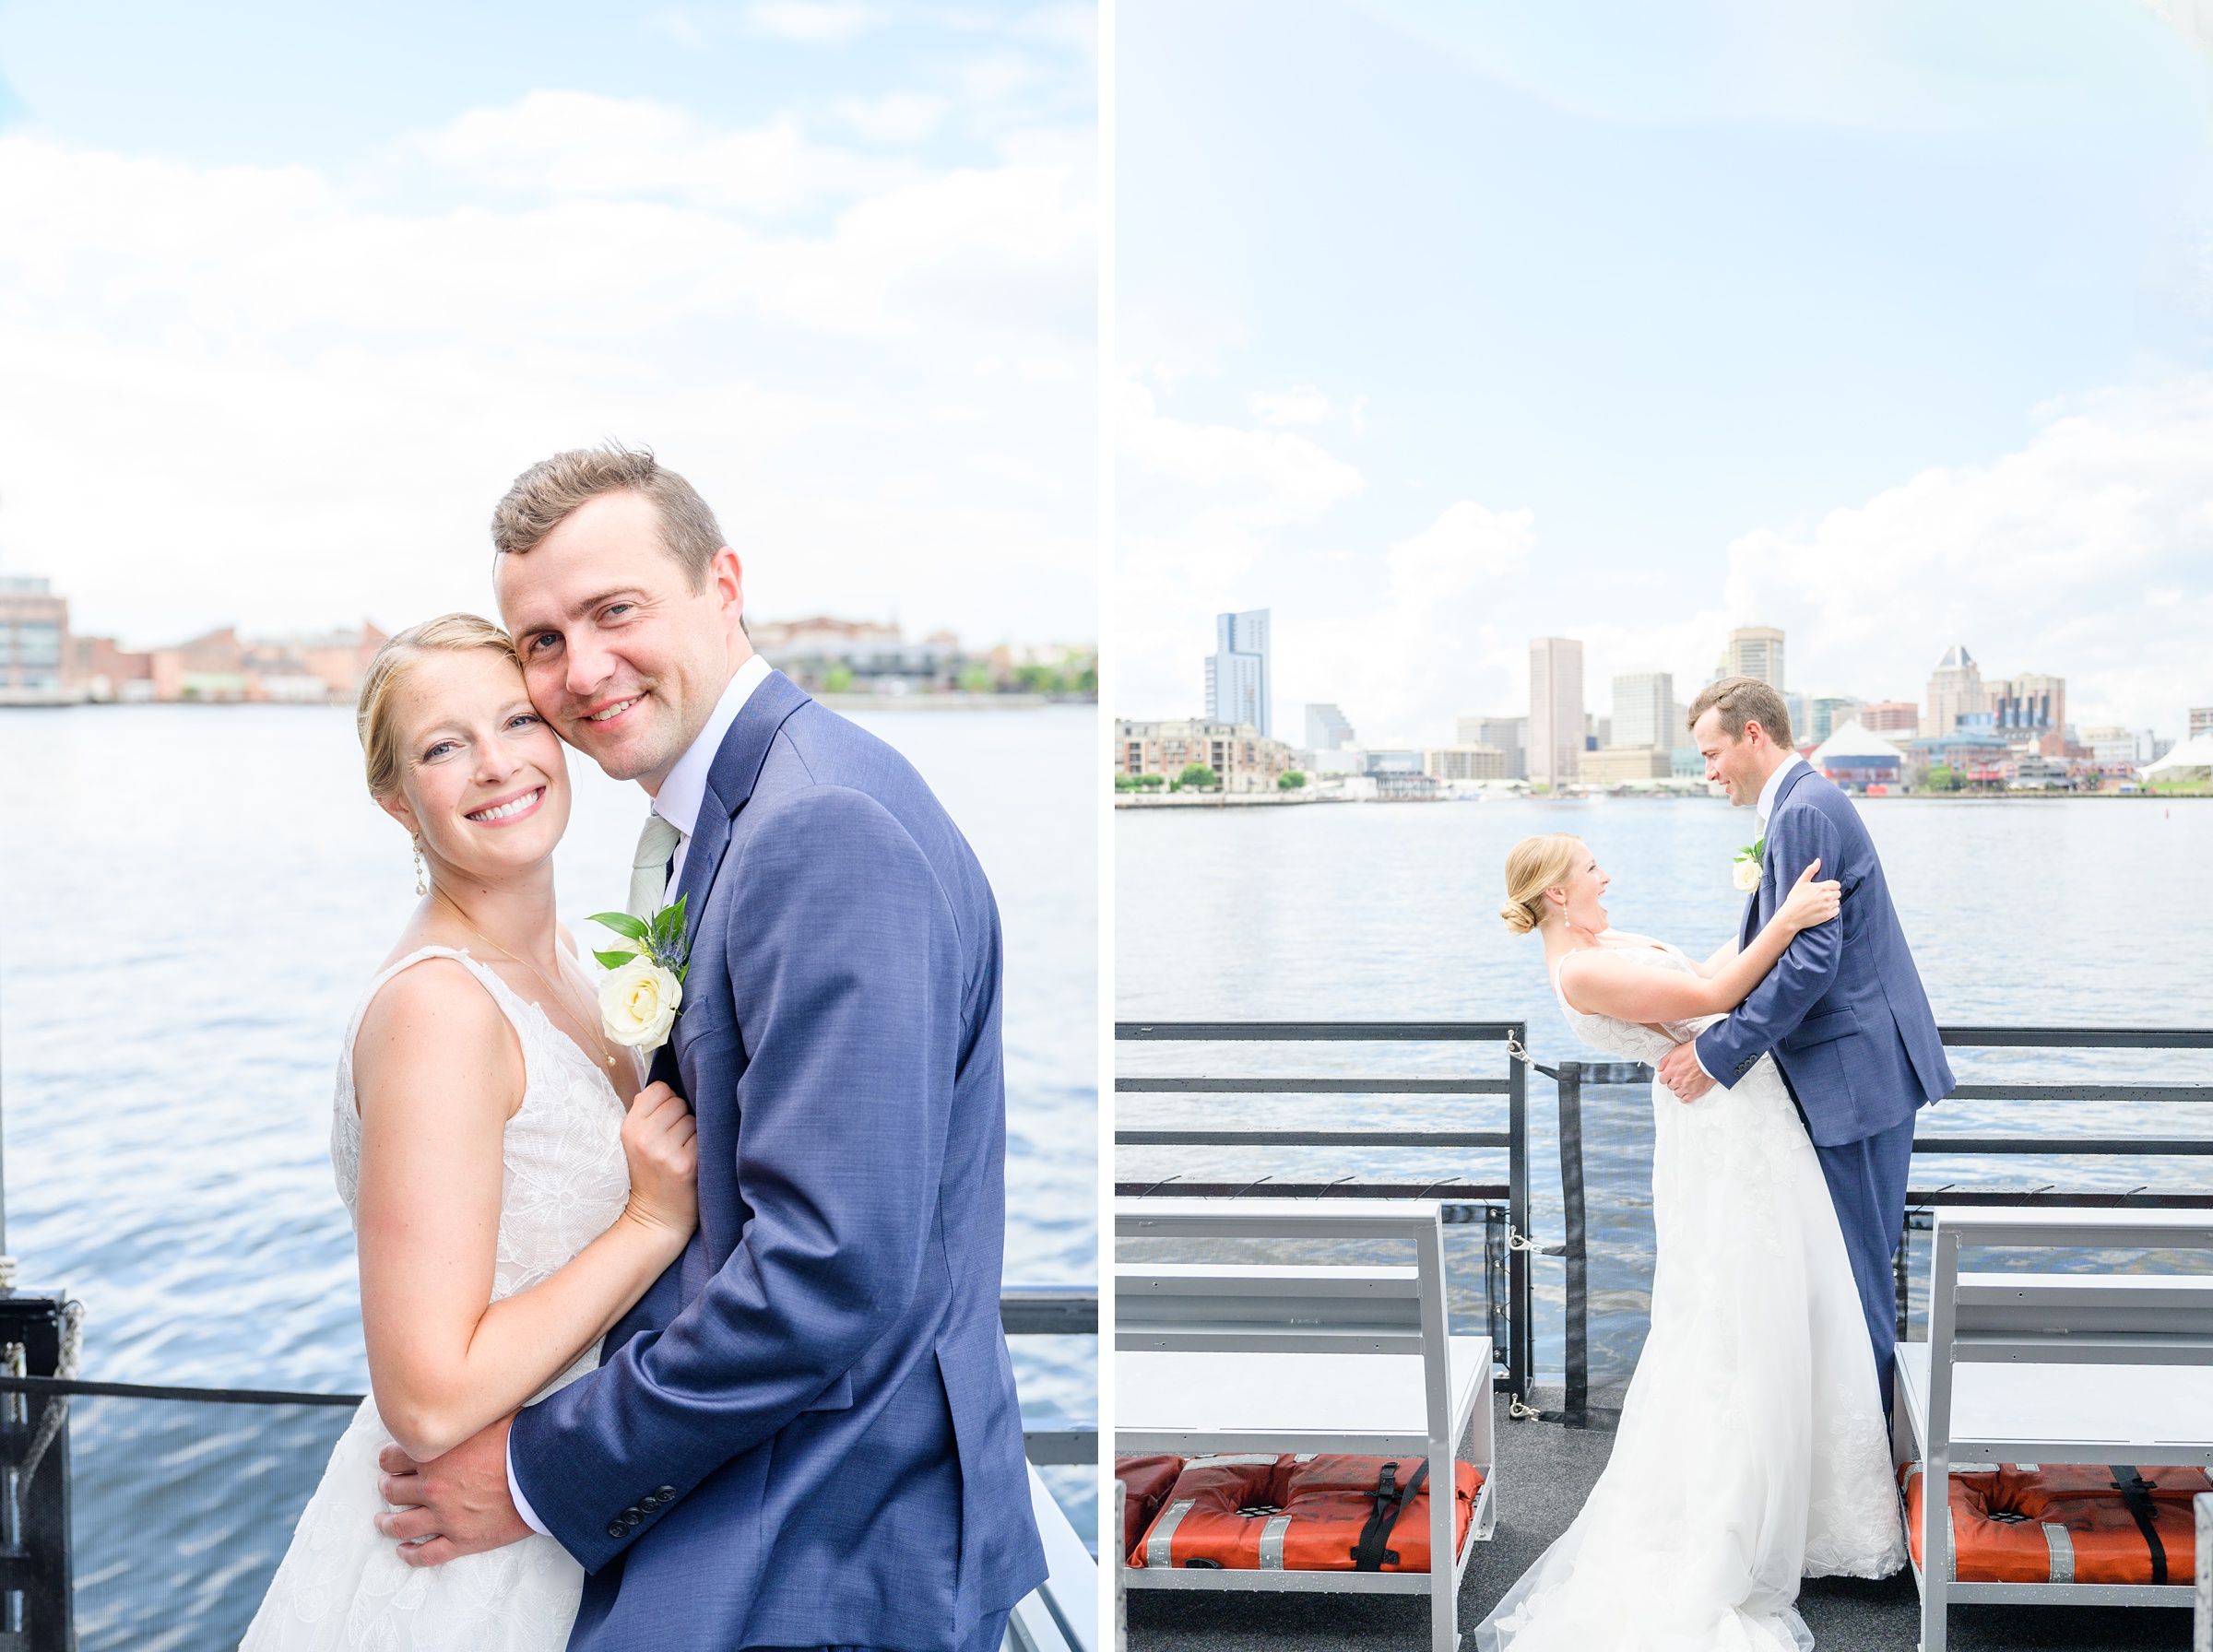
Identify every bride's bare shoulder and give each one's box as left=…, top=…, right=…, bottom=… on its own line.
left=352, top=955, right=520, bottom=1109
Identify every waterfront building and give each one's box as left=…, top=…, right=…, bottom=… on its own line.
left=1422, top=743, right=1508, bottom=782
left=1528, top=636, right=1584, bottom=787
left=1809, top=720, right=1903, bottom=791
left=1862, top=701, right=1919, bottom=734
left=1204, top=609, right=1272, bottom=737
left=0, top=576, right=72, bottom=703
left=2192, top=708, right=2213, bottom=741
left=1364, top=748, right=1425, bottom=775
left=1582, top=745, right=1673, bottom=785
left=1305, top=702, right=1355, bottom=750
left=1907, top=726, right=2016, bottom=786
left=1612, top=672, right=1676, bottom=751
left=1116, top=716, right=1298, bottom=792
left=1806, top=695, right=1861, bottom=744
left=1457, top=715, right=1527, bottom=779
left=2082, top=726, right=2143, bottom=776
left=1987, top=672, right=2065, bottom=737
left=1723, top=625, right=1786, bottom=690
left=752, top=616, right=966, bottom=695
left=1922, top=645, right=1983, bottom=738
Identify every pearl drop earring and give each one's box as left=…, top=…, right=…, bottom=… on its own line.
left=412, top=834, right=428, bottom=897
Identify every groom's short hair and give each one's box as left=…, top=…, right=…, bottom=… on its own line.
left=491, top=443, right=726, bottom=590
left=1688, top=676, right=1793, bottom=749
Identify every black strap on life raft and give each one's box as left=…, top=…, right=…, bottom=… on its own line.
left=2108, top=1466, right=2169, bottom=1586
left=1350, top=1458, right=1430, bottom=1572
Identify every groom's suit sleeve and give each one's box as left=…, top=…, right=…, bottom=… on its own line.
left=1692, top=799, right=1847, bottom=1090
left=505, top=784, right=958, bottom=1574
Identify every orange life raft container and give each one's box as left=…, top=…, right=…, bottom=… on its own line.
left=1130, top=1452, right=1484, bottom=1574
left=1900, top=1462, right=2213, bottom=1585
left=1115, top=1456, right=1185, bottom=1562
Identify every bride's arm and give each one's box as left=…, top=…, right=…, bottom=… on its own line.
left=351, top=961, right=699, bottom=1463
left=1556, top=863, right=1839, bottom=1022
left=1693, top=936, right=1740, bottom=976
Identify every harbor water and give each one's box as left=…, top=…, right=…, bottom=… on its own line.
left=0, top=702, right=1096, bottom=1645
left=1118, top=792, right=2213, bottom=1400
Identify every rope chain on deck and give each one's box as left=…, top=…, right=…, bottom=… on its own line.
left=15, top=1297, right=85, bottom=1517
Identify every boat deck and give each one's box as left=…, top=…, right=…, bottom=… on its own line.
left=1121, top=1390, right=2196, bottom=1652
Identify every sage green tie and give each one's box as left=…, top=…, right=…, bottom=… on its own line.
left=628, top=813, right=684, bottom=919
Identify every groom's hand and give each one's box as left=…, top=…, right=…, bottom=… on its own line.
left=1658, top=1041, right=1717, bottom=1103
left=373, top=1413, right=531, bottom=1566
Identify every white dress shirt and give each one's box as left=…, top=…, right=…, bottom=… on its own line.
left=507, top=651, right=772, bottom=1538
left=1689, top=752, right=1809, bottom=1082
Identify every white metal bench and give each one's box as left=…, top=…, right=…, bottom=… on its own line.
left=1898, top=1205, right=2213, bottom=1651
left=1114, top=1198, right=1495, bottom=1652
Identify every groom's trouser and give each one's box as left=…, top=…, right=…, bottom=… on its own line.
left=1812, top=1114, right=1916, bottom=1426
left=749, top=1609, right=1011, bottom=1652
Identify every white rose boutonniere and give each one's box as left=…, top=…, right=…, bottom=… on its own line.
left=589, top=897, right=690, bottom=1052
left=1731, top=835, right=1765, bottom=892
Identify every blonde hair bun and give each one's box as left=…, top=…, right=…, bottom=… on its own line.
left=1500, top=832, right=1582, bottom=936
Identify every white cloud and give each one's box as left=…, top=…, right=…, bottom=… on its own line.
left=830, top=91, right=950, bottom=145
left=1115, top=377, right=1363, bottom=715
left=1248, top=384, right=1330, bottom=426
left=0, top=93, right=1095, bottom=650
left=746, top=1, right=880, bottom=44
left=1720, top=377, right=2213, bottom=730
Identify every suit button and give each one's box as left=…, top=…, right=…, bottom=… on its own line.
left=657, top=1484, right=676, bottom=1499
left=608, top=1521, right=625, bottom=1539
left=624, top=1511, right=642, bottom=1528
left=640, top=1493, right=659, bottom=1509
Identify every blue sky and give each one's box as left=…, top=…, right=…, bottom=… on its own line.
left=1115, top=0, right=2213, bottom=740
left=0, top=0, right=1094, bottom=647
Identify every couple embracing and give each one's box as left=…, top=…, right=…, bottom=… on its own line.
left=1480, top=677, right=1956, bottom=1652
left=244, top=446, right=1047, bottom=1651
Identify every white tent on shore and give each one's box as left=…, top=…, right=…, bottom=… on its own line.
left=2143, top=733, right=2213, bottom=783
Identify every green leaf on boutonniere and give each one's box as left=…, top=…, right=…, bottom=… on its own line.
left=1734, top=834, right=1765, bottom=864
left=589, top=911, right=650, bottom=941
left=593, top=948, right=641, bottom=970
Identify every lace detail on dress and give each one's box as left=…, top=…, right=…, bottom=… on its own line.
left=244, top=946, right=634, bottom=1652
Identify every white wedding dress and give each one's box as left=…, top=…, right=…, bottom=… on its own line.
left=1476, top=936, right=1903, bottom=1652
left=243, top=947, right=633, bottom=1652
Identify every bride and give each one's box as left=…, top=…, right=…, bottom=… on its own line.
left=1478, top=833, right=1903, bottom=1652
left=244, top=615, right=698, bottom=1650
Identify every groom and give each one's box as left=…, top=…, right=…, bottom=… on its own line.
left=374, top=445, right=1047, bottom=1649
left=1656, top=677, right=1954, bottom=1422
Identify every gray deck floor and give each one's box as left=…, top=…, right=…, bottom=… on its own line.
left=1122, top=1391, right=2195, bottom=1652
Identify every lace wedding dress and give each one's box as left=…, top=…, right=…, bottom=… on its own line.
left=1475, top=937, right=1903, bottom=1652
left=243, top=946, right=633, bottom=1652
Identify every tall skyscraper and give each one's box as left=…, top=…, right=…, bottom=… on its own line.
left=1986, top=673, right=2065, bottom=736
left=1203, top=608, right=1272, bottom=736
left=1723, top=626, right=1786, bottom=691
left=1923, top=644, right=1982, bottom=738
left=1529, top=637, right=1584, bottom=786
left=1305, top=702, right=1355, bottom=750
left=1611, top=671, right=1676, bottom=749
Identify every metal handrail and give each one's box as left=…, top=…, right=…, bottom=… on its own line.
left=1550, top=1025, right=2213, bottom=1430
left=1111, top=1020, right=1533, bottom=1406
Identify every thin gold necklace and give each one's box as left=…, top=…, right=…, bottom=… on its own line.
left=434, top=888, right=621, bottom=1072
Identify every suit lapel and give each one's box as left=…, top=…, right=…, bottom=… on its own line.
left=647, top=669, right=812, bottom=1094
left=1748, top=761, right=1815, bottom=937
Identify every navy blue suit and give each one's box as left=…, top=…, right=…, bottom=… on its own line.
left=509, top=670, right=1047, bottom=1652
left=1693, top=762, right=1954, bottom=1412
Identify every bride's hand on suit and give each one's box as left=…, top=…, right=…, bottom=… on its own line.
left=618, top=1081, right=699, bottom=1242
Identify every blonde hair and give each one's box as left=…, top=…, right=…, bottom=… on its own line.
left=490, top=442, right=726, bottom=591
left=355, top=614, right=522, bottom=798
left=1500, top=833, right=1583, bottom=935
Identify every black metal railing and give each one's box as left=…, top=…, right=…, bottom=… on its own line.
left=1112, top=1021, right=1533, bottom=1404
left=0, top=1284, right=1095, bottom=1652
left=1551, top=1026, right=2213, bottom=1429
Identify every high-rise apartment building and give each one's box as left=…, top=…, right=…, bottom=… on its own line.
left=1987, top=673, right=2065, bottom=736
left=1723, top=626, right=1786, bottom=691
left=1923, top=645, right=1983, bottom=738
left=1304, top=702, right=1355, bottom=750
left=2193, top=707, right=2213, bottom=741
left=1611, top=671, right=1677, bottom=751
left=0, top=576, right=70, bottom=699
left=1203, top=608, right=1271, bottom=737
left=1806, top=696, right=1861, bottom=743
left=1457, top=715, right=1527, bottom=780
left=1529, top=637, right=1584, bottom=787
